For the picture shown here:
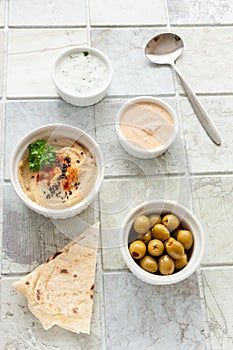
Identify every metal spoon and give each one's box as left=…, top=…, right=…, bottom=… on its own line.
left=145, top=32, right=221, bottom=146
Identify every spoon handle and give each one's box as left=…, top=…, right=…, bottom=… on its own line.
left=171, top=63, right=221, bottom=146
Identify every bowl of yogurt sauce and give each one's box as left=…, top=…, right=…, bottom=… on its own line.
left=115, top=96, right=179, bottom=158
left=52, top=46, right=113, bottom=107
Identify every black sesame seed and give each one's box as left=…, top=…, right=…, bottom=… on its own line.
left=74, top=182, right=78, bottom=186
left=81, top=152, right=84, bottom=155
left=78, top=182, right=80, bottom=185
left=69, top=191, right=72, bottom=195
left=67, top=196, right=69, bottom=199
left=31, top=175, right=35, bottom=179
left=77, top=160, right=80, bottom=163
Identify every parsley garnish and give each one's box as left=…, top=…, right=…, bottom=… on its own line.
left=27, top=139, right=57, bottom=172
left=83, top=51, right=89, bottom=57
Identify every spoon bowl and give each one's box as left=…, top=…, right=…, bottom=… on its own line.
left=145, top=33, right=184, bottom=65
left=145, top=32, right=221, bottom=146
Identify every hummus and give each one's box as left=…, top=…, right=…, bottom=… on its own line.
left=18, top=138, right=97, bottom=209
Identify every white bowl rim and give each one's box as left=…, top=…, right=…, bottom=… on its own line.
left=10, top=123, right=105, bottom=217
left=115, top=96, right=179, bottom=156
left=51, top=46, right=113, bottom=99
left=120, top=199, right=206, bottom=285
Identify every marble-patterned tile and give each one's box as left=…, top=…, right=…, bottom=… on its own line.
left=0, top=0, right=4, bottom=27
left=100, top=176, right=191, bottom=270
left=2, top=184, right=96, bottom=274
left=90, top=0, right=166, bottom=26
left=9, top=0, right=86, bottom=27
left=95, top=98, right=187, bottom=177
left=104, top=272, right=206, bottom=349
left=7, top=29, right=87, bottom=98
left=202, top=268, right=233, bottom=349
left=0, top=30, right=4, bottom=97
left=4, top=100, right=95, bottom=180
left=168, top=0, right=233, bottom=25
left=180, top=96, right=233, bottom=174
left=171, top=27, right=233, bottom=94
left=192, top=176, right=233, bottom=266
left=1, top=275, right=102, bottom=349
left=91, top=28, right=175, bottom=96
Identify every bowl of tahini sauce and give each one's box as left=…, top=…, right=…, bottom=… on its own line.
left=52, top=46, right=113, bottom=107
left=116, top=97, right=179, bottom=158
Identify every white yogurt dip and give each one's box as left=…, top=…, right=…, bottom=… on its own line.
left=56, top=50, right=109, bottom=95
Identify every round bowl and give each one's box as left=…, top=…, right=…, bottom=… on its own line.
left=120, top=200, right=205, bottom=285
left=52, top=46, right=113, bottom=107
left=115, top=96, right=179, bottom=159
left=10, top=124, right=104, bottom=219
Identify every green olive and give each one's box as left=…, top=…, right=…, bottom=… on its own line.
left=129, top=240, right=146, bottom=259
left=165, top=237, right=185, bottom=260
left=158, top=255, right=175, bottom=275
left=138, top=230, right=152, bottom=244
left=148, top=214, right=162, bottom=228
left=175, top=254, right=188, bottom=270
left=177, top=230, right=193, bottom=250
left=152, top=224, right=170, bottom=241
left=139, top=256, right=158, bottom=273
left=148, top=239, right=164, bottom=257
left=162, top=214, right=180, bottom=232
left=134, top=215, right=150, bottom=234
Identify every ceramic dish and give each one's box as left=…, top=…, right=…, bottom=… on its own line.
left=120, top=200, right=205, bottom=285
left=52, top=46, right=113, bottom=107
left=115, top=96, right=179, bottom=159
left=10, top=124, right=104, bottom=219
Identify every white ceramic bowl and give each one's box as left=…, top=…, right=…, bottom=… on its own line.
left=120, top=200, right=205, bottom=285
left=10, top=124, right=104, bottom=219
left=52, top=46, right=113, bottom=107
left=115, top=96, right=179, bottom=159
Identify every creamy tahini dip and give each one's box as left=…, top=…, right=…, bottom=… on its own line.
left=56, top=51, right=109, bottom=95
left=120, top=102, right=174, bottom=149
left=18, top=138, right=97, bottom=209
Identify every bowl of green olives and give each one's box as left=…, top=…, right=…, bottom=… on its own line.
left=120, top=200, right=205, bottom=285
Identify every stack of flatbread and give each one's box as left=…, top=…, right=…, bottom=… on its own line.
left=13, top=224, right=98, bottom=335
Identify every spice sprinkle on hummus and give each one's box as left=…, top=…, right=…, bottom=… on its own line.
left=18, top=138, right=97, bottom=209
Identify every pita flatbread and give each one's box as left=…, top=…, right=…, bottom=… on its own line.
left=13, top=224, right=98, bottom=335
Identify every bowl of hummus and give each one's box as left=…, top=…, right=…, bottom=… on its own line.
left=115, top=96, right=179, bottom=159
left=10, top=124, right=104, bottom=219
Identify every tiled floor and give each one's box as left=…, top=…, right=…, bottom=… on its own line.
left=1, top=1, right=233, bottom=349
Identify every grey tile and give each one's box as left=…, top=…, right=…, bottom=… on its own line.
left=168, top=0, right=233, bottom=25
left=171, top=27, right=233, bottom=94
left=100, top=176, right=192, bottom=270
left=0, top=0, right=4, bottom=27
left=104, top=272, right=206, bottom=350
left=7, top=29, right=87, bottom=98
left=2, top=184, right=96, bottom=274
left=9, top=0, right=86, bottom=27
left=91, top=29, right=175, bottom=96
left=192, top=176, right=233, bottom=266
left=95, top=98, right=187, bottom=177
left=1, top=275, right=102, bottom=349
left=90, top=0, right=166, bottom=26
left=4, top=100, right=95, bottom=180
left=181, top=96, right=233, bottom=174
left=0, top=30, right=4, bottom=97
left=202, top=268, right=233, bottom=349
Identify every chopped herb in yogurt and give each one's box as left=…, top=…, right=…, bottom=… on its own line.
left=56, top=51, right=109, bottom=95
